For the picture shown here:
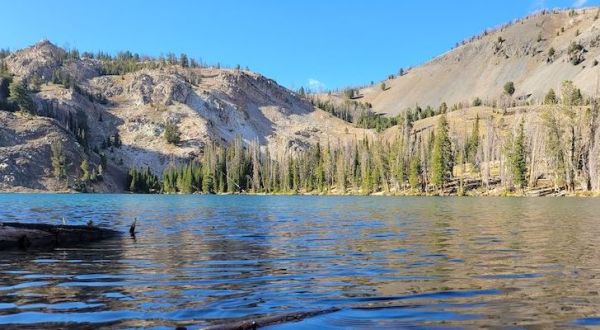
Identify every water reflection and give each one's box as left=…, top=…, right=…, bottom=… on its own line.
left=0, top=195, right=599, bottom=328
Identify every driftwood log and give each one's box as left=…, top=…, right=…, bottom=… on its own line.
left=199, top=303, right=430, bottom=330
left=0, top=222, right=122, bottom=250
left=202, top=308, right=341, bottom=330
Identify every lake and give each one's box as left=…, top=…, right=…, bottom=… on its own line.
left=0, top=194, right=599, bottom=329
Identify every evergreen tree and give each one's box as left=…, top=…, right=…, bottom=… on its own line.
left=561, top=80, right=582, bottom=106
left=544, top=88, right=558, bottom=105
left=8, top=79, right=34, bottom=114
left=466, top=114, right=480, bottom=164
left=202, top=162, right=214, bottom=193
left=298, top=86, right=305, bottom=97
left=127, top=167, right=160, bottom=193
left=80, top=159, right=90, bottom=182
left=164, top=121, right=181, bottom=145
left=430, top=115, right=453, bottom=190
left=439, top=102, right=448, bottom=114
left=408, top=156, right=421, bottom=190
left=509, top=119, right=527, bottom=189
left=90, top=167, right=98, bottom=182
left=504, top=81, right=515, bottom=96
left=113, top=131, right=122, bottom=148
left=129, top=170, right=137, bottom=192
left=51, top=141, right=67, bottom=180
left=179, top=53, right=189, bottom=68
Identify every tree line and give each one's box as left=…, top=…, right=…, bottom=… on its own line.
left=127, top=80, right=600, bottom=195
left=125, top=116, right=486, bottom=195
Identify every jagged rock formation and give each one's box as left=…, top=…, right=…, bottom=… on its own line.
left=4, top=40, right=101, bottom=83
left=0, top=111, right=121, bottom=192
left=3, top=8, right=600, bottom=194
left=0, top=41, right=366, bottom=191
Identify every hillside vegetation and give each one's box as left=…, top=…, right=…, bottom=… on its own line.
left=320, top=8, right=600, bottom=117
left=2, top=8, right=600, bottom=196
left=0, top=41, right=368, bottom=192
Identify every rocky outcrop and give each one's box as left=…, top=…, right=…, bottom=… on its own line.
left=221, top=70, right=312, bottom=115
left=127, top=71, right=191, bottom=106
left=0, top=112, right=83, bottom=191
left=0, top=41, right=366, bottom=191
left=4, top=40, right=100, bottom=83
left=62, top=58, right=102, bottom=82
left=4, top=40, right=65, bottom=81
left=89, top=76, right=124, bottom=98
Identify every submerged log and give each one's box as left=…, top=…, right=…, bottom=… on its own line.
left=0, top=222, right=122, bottom=250
left=202, top=308, right=341, bottom=330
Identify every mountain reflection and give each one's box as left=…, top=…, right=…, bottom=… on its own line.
left=0, top=195, right=599, bottom=328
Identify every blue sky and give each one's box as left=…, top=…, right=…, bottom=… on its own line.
left=0, top=0, right=598, bottom=90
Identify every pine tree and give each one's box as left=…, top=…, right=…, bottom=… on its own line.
left=179, top=53, right=189, bottom=68
left=466, top=114, right=480, bottom=164
left=298, top=87, right=305, bottom=97
left=504, top=81, right=515, bottom=96
left=8, top=79, right=34, bottom=114
left=129, top=169, right=138, bottom=192
left=408, top=156, right=421, bottom=191
left=80, top=159, right=90, bottom=182
left=561, top=80, right=582, bottom=106
left=393, top=143, right=405, bottom=190
left=509, top=119, right=527, bottom=189
left=541, top=109, right=566, bottom=188
left=544, top=88, right=558, bottom=105
left=430, top=115, right=453, bottom=190
left=113, top=131, right=122, bottom=148
left=202, top=163, right=214, bottom=193
left=90, top=167, right=98, bottom=182
left=164, top=121, right=181, bottom=145
left=51, top=141, right=67, bottom=180
left=335, top=150, right=346, bottom=193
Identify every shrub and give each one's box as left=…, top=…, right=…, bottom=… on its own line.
left=504, top=81, right=515, bottom=96
left=164, top=121, right=181, bottom=145
left=544, top=88, right=558, bottom=105
left=568, top=42, right=585, bottom=65
left=343, top=88, right=356, bottom=99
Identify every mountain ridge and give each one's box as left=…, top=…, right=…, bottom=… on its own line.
left=329, top=7, right=600, bottom=115
left=0, top=40, right=368, bottom=192
left=2, top=8, right=600, bottom=195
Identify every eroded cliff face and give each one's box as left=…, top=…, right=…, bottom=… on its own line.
left=0, top=41, right=366, bottom=191
left=0, top=111, right=123, bottom=192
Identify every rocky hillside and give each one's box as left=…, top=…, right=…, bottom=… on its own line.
left=3, top=8, right=600, bottom=194
left=328, top=8, right=600, bottom=115
left=0, top=111, right=111, bottom=192
left=0, top=41, right=367, bottom=192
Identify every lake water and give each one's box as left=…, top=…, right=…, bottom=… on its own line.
left=0, top=194, right=599, bottom=329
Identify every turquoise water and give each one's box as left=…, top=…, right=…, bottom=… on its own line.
left=0, top=194, right=599, bottom=328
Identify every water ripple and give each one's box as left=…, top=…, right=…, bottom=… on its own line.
left=0, top=194, right=599, bottom=328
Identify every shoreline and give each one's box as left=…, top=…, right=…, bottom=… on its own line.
left=0, top=189, right=598, bottom=197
